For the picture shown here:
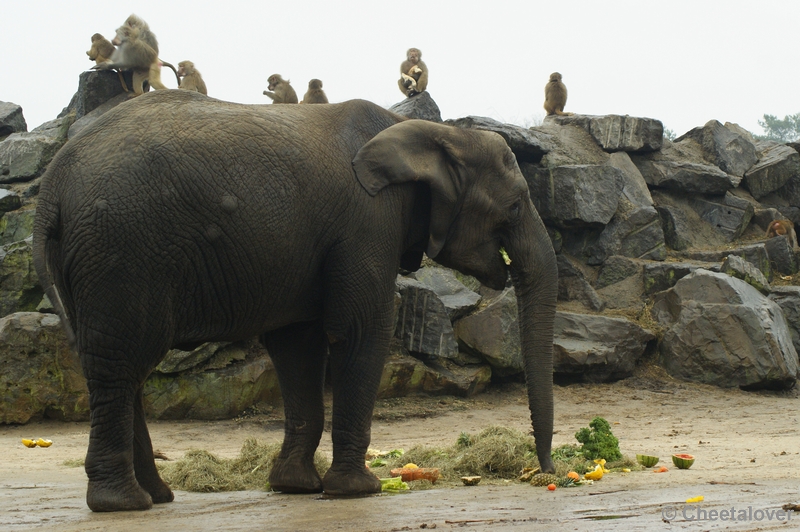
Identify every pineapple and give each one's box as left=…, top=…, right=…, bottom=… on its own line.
left=530, top=473, right=559, bottom=487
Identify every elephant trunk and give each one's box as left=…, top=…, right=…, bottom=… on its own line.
left=506, top=201, right=558, bottom=473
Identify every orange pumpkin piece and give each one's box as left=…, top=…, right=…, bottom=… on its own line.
left=654, top=466, right=669, bottom=473
left=567, top=471, right=580, bottom=481
left=389, top=467, right=440, bottom=483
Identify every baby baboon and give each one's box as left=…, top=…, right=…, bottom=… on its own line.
left=177, top=60, right=208, bottom=95
left=263, top=74, right=298, bottom=104
left=766, top=219, right=799, bottom=249
left=544, top=72, right=573, bottom=116
left=301, top=79, right=328, bottom=104
left=86, top=33, right=116, bottom=65
left=397, top=47, right=428, bottom=97
left=93, top=14, right=178, bottom=95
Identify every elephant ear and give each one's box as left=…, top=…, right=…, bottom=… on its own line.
left=353, top=120, right=465, bottom=259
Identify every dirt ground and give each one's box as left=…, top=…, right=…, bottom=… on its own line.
left=1, top=368, right=799, bottom=532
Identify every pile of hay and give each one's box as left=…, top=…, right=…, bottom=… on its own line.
left=158, top=437, right=329, bottom=492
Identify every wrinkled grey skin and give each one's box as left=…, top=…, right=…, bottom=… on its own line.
left=32, top=90, right=557, bottom=512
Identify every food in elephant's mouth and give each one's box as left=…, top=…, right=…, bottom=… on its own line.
left=499, top=247, right=512, bottom=265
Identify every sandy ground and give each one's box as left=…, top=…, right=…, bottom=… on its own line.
left=1, top=370, right=799, bottom=531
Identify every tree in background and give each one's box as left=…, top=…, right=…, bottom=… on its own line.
left=756, top=113, right=800, bottom=142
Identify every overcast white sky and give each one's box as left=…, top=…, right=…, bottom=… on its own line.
left=3, top=1, right=798, bottom=137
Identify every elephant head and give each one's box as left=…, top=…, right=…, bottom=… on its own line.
left=353, top=120, right=558, bottom=472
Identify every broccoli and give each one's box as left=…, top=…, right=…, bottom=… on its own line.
left=574, top=417, right=622, bottom=461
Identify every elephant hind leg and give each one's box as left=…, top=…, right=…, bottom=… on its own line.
left=133, top=386, right=174, bottom=504
left=84, top=383, right=153, bottom=512
left=261, top=321, right=327, bottom=493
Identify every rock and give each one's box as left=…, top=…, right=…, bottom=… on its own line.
left=0, top=131, right=68, bottom=184
left=532, top=123, right=610, bottom=167
left=144, top=351, right=281, bottom=420
left=680, top=242, right=771, bottom=281
left=0, top=312, right=89, bottom=424
left=395, top=277, right=460, bottom=361
left=643, top=261, right=716, bottom=295
left=0, top=189, right=22, bottom=214
left=0, top=206, right=36, bottom=245
left=523, top=164, right=624, bottom=228
left=553, top=312, right=655, bottom=382
left=764, top=235, right=798, bottom=276
left=377, top=350, right=491, bottom=399
left=557, top=254, right=605, bottom=311
left=453, top=287, right=522, bottom=376
left=768, top=286, right=800, bottom=358
left=633, top=159, right=739, bottom=194
left=545, top=114, right=663, bottom=153
left=606, top=151, right=654, bottom=209
left=655, top=204, right=692, bottom=251
left=59, top=70, right=135, bottom=121
left=720, top=254, right=770, bottom=294
left=408, top=267, right=481, bottom=321
left=388, top=91, right=442, bottom=122
left=445, top=116, right=554, bottom=163
left=155, top=342, right=233, bottom=374
left=684, top=192, right=754, bottom=242
left=743, top=141, right=800, bottom=199
left=752, top=207, right=785, bottom=231
left=596, top=256, right=640, bottom=290
left=587, top=206, right=666, bottom=264
left=0, top=102, right=28, bottom=138
left=675, top=119, right=759, bottom=178
left=0, top=237, right=43, bottom=317
left=652, top=270, right=797, bottom=390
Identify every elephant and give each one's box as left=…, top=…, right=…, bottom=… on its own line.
left=32, top=90, right=558, bottom=512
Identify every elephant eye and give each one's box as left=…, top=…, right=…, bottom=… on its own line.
left=509, top=201, right=521, bottom=221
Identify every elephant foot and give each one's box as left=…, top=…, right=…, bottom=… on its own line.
left=269, top=457, right=323, bottom=493
left=538, top=454, right=556, bottom=474
left=138, top=476, right=174, bottom=504
left=322, top=465, right=381, bottom=496
left=87, top=479, right=153, bottom=512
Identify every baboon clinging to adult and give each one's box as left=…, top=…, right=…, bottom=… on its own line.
left=544, top=72, right=573, bottom=116
left=263, top=74, right=298, bottom=103
left=766, top=219, right=799, bottom=249
left=177, top=60, right=207, bottom=95
left=93, top=14, right=179, bottom=95
left=397, top=47, right=428, bottom=97
left=86, top=33, right=116, bottom=65
left=301, top=79, right=328, bottom=104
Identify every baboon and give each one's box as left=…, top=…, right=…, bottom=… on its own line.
left=544, top=72, right=573, bottom=116
left=301, top=79, right=328, bottom=104
left=177, top=60, right=207, bottom=95
left=263, top=74, right=298, bottom=104
left=397, top=47, right=428, bottom=97
left=93, top=14, right=179, bottom=95
left=86, top=33, right=116, bottom=65
left=766, top=219, right=799, bottom=249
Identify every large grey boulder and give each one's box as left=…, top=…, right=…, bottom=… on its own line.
left=768, top=286, right=800, bottom=358
left=595, top=255, right=640, bottom=290
left=720, top=254, right=770, bottom=295
left=453, top=287, right=522, bottom=376
left=0, top=127, right=69, bottom=184
left=531, top=122, right=610, bottom=167
left=0, top=189, right=22, bottom=214
left=684, top=192, right=754, bottom=242
left=557, top=254, right=605, bottom=311
left=409, top=267, right=481, bottom=321
left=523, top=164, right=624, bottom=227
left=587, top=206, right=666, bottom=264
left=675, top=120, right=759, bottom=178
left=395, top=277, right=460, bottom=361
left=680, top=242, right=771, bottom=281
left=144, top=345, right=281, bottom=420
left=59, top=70, right=135, bottom=121
left=155, top=342, right=234, bottom=373
left=0, top=102, right=27, bottom=138
left=553, top=312, right=655, bottom=382
left=652, top=270, right=797, bottom=390
left=378, top=350, right=491, bottom=399
left=743, top=141, right=800, bottom=199
left=0, top=206, right=36, bottom=245
left=445, top=116, right=554, bottom=163
left=388, top=91, right=442, bottom=123
left=763, top=235, right=798, bottom=276
left=0, top=237, right=43, bottom=317
left=0, top=312, right=89, bottom=424
left=655, top=204, right=693, bottom=251
left=643, top=261, right=715, bottom=295
left=544, top=114, right=663, bottom=153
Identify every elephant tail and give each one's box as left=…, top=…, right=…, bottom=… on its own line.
left=32, top=194, right=77, bottom=351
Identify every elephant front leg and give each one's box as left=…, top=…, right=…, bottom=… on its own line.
left=132, top=386, right=174, bottom=504
left=84, top=379, right=153, bottom=512
left=261, top=322, right=327, bottom=493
